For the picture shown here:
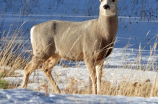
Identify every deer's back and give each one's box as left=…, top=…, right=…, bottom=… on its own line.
left=31, top=20, right=98, bottom=60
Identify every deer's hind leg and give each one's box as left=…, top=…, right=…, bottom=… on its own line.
left=42, top=55, right=61, bottom=94
left=22, top=56, right=44, bottom=88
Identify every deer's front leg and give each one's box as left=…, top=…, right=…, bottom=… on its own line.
left=96, top=60, right=104, bottom=94
left=85, top=59, right=97, bottom=94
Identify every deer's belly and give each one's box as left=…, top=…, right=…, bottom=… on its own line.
left=59, top=51, right=84, bottom=61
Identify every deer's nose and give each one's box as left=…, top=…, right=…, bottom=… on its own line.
left=103, top=5, right=110, bottom=9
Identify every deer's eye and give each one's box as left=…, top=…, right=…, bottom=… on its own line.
left=112, top=0, right=115, bottom=2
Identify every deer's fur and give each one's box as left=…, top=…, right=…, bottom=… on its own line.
left=22, top=0, right=119, bottom=94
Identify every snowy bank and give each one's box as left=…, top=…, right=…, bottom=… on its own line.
left=0, top=89, right=158, bottom=104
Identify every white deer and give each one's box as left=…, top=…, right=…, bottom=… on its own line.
left=22, top=0, right=119, bottom=94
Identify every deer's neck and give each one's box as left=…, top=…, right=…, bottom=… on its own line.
left=95, top=13, right=118, bottom=41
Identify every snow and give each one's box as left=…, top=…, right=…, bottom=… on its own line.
left=1, top=47, right=158, bottom=104
left=0, top=89, right=158, bottom=104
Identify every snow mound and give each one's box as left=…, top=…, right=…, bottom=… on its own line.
left=0, top=89, right=158, bottom=104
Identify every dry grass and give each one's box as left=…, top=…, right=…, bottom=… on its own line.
left=0, top=31, right=31, bottom=77
left=62, top=73, right=158, bottom=98
left=81, top=79, right=158, bottom=97
left=0, top=25, right=31, bottom=89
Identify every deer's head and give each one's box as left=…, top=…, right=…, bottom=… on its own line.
left=99, top=0, right=119, bottom=17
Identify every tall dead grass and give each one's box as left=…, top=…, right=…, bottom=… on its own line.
left=0, top=26, right=31, bottom=77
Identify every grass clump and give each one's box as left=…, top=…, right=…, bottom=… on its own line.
left=0, top=73, right=9, bottom=89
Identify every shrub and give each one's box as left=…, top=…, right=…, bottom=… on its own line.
left=0, top=73, right=9, bottom=89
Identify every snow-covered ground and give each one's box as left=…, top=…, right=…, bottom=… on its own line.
left=2, top=48, right=158, bottom=104
left=3, top=48, right=158, bottom=91
left=1, top=89, right=158, bottom=104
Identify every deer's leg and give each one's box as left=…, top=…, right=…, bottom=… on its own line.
left=22, top=56, right=43, bottom=88
left=85, top=59, right=97, bottom=94
left=96, top=60, right=104, bottom=94
left=42, top=56, right=61, bottom=94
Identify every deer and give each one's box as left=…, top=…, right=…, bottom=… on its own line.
left=22, top=0, right=119, bottom=94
